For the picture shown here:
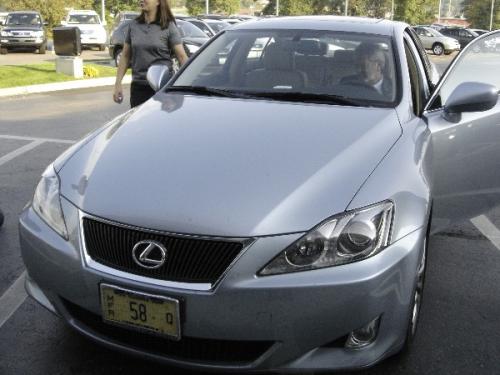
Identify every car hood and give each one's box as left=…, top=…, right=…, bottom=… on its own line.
left=59, top=93, right=402, bottom=237
left=3, top=25, right=42, bottom=32
left=71, top=24, right=105, bottom=32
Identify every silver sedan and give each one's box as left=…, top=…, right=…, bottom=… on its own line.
left=19, top=17, right=500, bottom=372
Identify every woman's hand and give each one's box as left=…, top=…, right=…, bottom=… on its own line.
left=174, top=43, right=189, bottom=66
left=113, top=83, right=123, bottom=104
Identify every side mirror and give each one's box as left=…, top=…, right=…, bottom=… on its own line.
left=43, top=21, right=49, bottom=26
left=147, top=65, right=172, bottom=92
left=443, top=82, right=498, bottom=122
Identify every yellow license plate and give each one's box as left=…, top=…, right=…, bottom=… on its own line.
left=100, top=284, right=181, bottom=340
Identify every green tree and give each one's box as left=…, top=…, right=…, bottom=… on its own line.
left=394, top=0, right=438, bottom=24
left=186, top=0, right=240, bottom=15
left=464, top=0, right=499, bottom=30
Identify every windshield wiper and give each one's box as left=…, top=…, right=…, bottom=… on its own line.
left=246, top=91, right=363, bottom=106
left=166, top=86, right=254, bottom=99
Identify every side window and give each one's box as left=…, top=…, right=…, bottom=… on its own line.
left=404, top=40, right=425, bottom=115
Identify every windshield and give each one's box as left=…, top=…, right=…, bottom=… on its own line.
left=68, top=14, right=100, bottom=24
left=6, top=13, right=41, bottom=26
left=172, top=30, right=398, bottom=107
left=177, top=20, right=208, bottom=38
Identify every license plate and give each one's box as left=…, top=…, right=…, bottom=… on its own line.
left=100, top=284, right=181, bottom=340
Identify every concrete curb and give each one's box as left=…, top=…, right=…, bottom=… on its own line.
left=0, top=75, right=132, bottom=98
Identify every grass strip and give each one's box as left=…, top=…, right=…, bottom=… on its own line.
left=0, top=62, right=119, bottom=89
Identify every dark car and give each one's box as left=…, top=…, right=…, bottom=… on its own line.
left=0, top=11, right=47, bottom=54
left=440, top=27, right=479, bottom=48
left=109, top=19, right=209, bottom=67
left=182, top=18, right=216, bottom=38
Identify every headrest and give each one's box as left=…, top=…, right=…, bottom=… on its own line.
left=296, top=40, right=328, bottom=56
left=332, top=49, right=355, bottom=63
left=263, top=43, right=295, bottom=71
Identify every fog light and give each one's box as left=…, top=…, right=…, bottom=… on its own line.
left=345, top=316, right=381, bottom=349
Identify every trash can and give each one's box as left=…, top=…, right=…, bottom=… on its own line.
left=53, top=27, right=81, bottom=56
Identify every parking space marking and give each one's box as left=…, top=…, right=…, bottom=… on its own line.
left=471, top=215, right=500, bottom=251
left=0, top=140, right=45, bottom=167
left=0, top=272, right=27, bottom=329
left=0, top=134, right=75, bottom=144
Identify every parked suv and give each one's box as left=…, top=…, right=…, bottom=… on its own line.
left=439, top=27, right=479, bottom=48
left=413, top=26, right=460, bottom=55
left=63, top=10, right=107, bottom=51
left=0, top=11, right=47, bottom=54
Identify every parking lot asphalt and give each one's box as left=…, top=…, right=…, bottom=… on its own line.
left=1, top=54, right=499, bottom=374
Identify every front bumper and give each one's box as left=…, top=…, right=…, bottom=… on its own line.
left=80, top=35, right=106, bottom=46
left=19, top=198, right=425, bottom=372
left=0, top=37, right=45, bottom=48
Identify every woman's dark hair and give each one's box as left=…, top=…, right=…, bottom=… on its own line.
left=137, top=0, right=176, bottom=29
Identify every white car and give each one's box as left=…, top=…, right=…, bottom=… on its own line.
left=64, top=10, right=107, bottom=51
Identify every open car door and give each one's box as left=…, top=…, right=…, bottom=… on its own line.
left=424, top=31, right=500, bottom=227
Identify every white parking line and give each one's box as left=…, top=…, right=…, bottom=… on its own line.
left=0, top=134, right=75, bottom=144
left=471, top=215, right=500, bottom=251
left=0, top=140, right=45, bottom=167
left=0, top=272, right=27, bottom=328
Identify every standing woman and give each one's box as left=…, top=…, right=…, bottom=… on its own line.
left=113, top=0, right=188, bottom=108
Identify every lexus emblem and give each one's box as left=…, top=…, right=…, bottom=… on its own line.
left=132, top=240, right=167, bottom=269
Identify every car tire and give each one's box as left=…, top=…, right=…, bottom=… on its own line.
left=114, top=47, right=122, bottom=67
left=432, top=43, right=444, bottom=56
left=99, top=44, right=106, bottom=51
left=0, top=47, right=8, bottom=55
left=39, top=43, right=47, bottom=54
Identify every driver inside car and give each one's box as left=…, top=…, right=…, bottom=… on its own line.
left=340, top=42, right=393, bottom=98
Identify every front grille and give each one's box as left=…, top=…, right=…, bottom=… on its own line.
left=83, top=218, right=245, bottom=284
left=63, top=298, right=273, bottom=364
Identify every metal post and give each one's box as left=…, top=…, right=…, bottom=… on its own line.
left=438, top=0, right=442, bottom=23
left=490, top=0, right=495, bottom=31
left=391, top=0, right=394, bottom=20
left=276, top=0, right=279, bottom=16
left=345, top=0, right=348, bottom=16
left=206, top=0, right=209, bottom=15
left=101, top=0, right=105, bottom=24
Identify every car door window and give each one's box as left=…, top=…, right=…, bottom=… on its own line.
left=429, top=32, right=500, bottom=109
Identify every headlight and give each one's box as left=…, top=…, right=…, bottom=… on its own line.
left=0, top=31, right=12, bottom=37
left=259, top=201, right=394, bottom=276
left=185, top=43, right=200, bottom=54
left=32, top=165, right=68, bottom=239
left=32, top=31, right=44, bottom=37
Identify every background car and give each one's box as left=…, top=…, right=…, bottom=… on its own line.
left=0, top=11, right=8, bottom=28
left=0, top=11, right=47, bottom=54
left=413, top=26, right=460, bottom=55
left=439, top=27, right=479, bottom=48
left=112, top=11, right=139, bottom=26
left=19, top=16, right=500, bottom=373
left=109, top=19, right=209, bottom=67
left=469, top=28, right=489, bottom=36
left=178, top=17, right=216, bottom=37
left=63, top=10, right=107, bottom=51
left=200, top=18, right=230, bottom=33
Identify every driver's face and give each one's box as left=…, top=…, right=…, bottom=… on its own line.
left=361, top=52, right=384, bottom=85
